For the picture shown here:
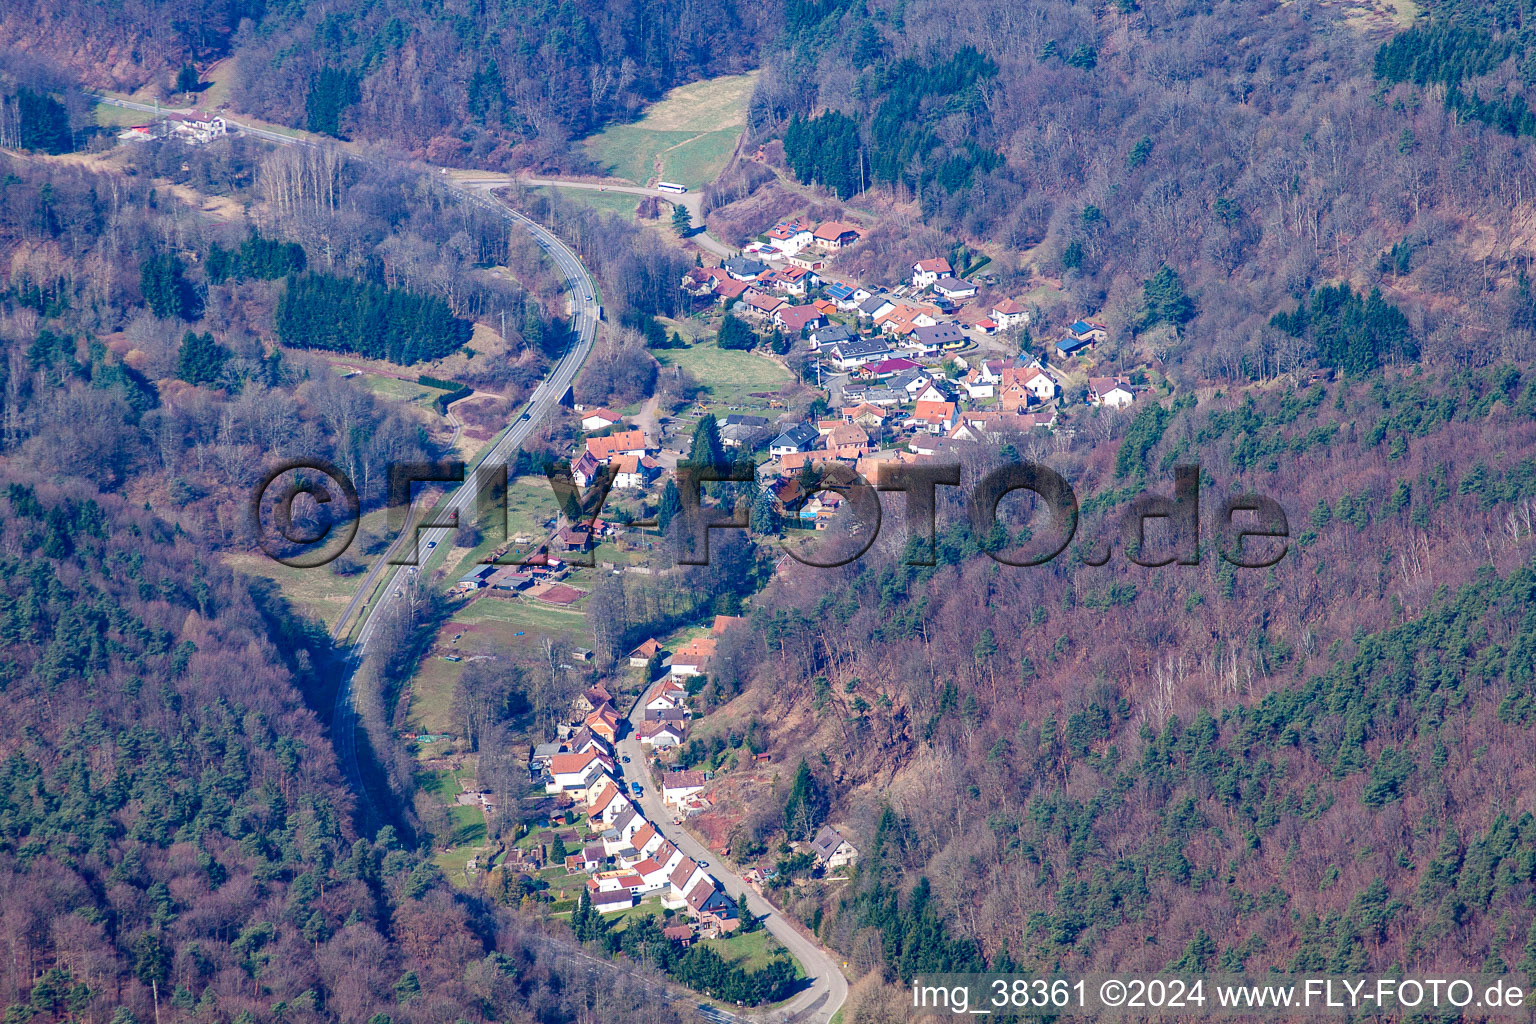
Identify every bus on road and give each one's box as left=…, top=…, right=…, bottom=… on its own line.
left=657, top=181, right=687, bottom=194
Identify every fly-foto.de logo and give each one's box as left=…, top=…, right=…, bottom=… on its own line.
left=249, top=459, right=1289, bottom=571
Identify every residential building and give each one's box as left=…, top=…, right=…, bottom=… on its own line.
left=1089, top=377, right=1137, bottom=409
left=663, top=770, right=708, bottom=807
left=911, top=400, right=959, bottom=434
left=628, top=638, right=662, bottom=666
left=714, top=278, right=751, bottom=304
left=933, top=276, right=978, bottom=299
left=826, top=337, right=892, bottom=371
left=638, top=721, right=686, bottom=748
left=812, top=221, right=862, bottom=250
left=775, top=304, right=824, bottom=334
left=571, top=450, right=602, bottom=488
left=770, top=423, right=820, bottom=456
left=581, top=408, right=622, bottom=431
left=991, top=298, right=1030, bottom=330
left=1056, top=334, right=1093, bottom=359
left=611, top=453, right=660, bottom=489
left=809, top=826, right=859, bottom=869
left=745, top=291, right=785, bottom=317
left=724, top=256, right=769, bottom=281
left=765, top=219, right=813, bottom=255
left=669, top=637, right=717, bottom=677
left=586, top=430, right=649, bottom=463
left=584, top=702, right=621, bottom=745
left=684, top=880, right=740, bottom=932
left=857, top=294, right=897, bottom=320
left=911, top=258, right=953, bottom=288
left=588, top=884, right=636, bottom=914
left=911, top=323, right=965, bottom=351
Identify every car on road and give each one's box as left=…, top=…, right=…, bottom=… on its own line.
left=426, top=540, right=436, bottom=550
left=621, top=755, right=631, bottom=763
left=698, top=860, right=709, bottom=868
left=630, top=783, right=643, bottom=796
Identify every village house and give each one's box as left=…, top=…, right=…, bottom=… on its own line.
left=842, top=402, right=892, bottom=430
left=646, top=679, right=688, bottom=711
left=824, top=422, right=872, bottom=458
left=933, top=276, right=978, bottom=300
left=992, top=298, right=1030, bottom=330
left=1056, top=333, right=1093, bottom=358
left=712, top=613, right=746, bottom=634
left=714, top=278, right=752, bottom=306
left=584, top=702, right=621, bottom=745
left=680, top=267, right=722, bottom=297
left=1089, top=376, right=1137, bottom=409
left=628, top=638, right=663, bottom=666
left=775, top=303, right=824, bottom=334
left=826, top=337, right=892, bottom=371
left=663, top=772, right=709, bottom=811
left=810, top=323, right=853, bottom=350
left=911, top=323, right=965, bottom=352
left=724, top=256, right=769, bottom=281
left=812, top=221, right=863, bottom=250
left=665, top=857, right=709, bottom=908
left=167, top=111, right=229, bottom=143
left=823, top=281, right=858, bottom=308
left=580, top=408, right=622, bottom=432
left=586, top=429, right=649, bottom=463
left=857, top=293, right=897, bottom=320
left=587, top=881, right=636, bottom=914
left=669, top=637, right=717, bottom=677
left=611, top=453, right=660, bottom=489
left=961, top=367, right=996, bottom=399
left=765, top=218, right=814, bottom=255
left=809, top=825, right=860, bottom=869
left=1069, top=319, right=1110, bottom=343
left=564, top=725, right=611, bottom=759
left=638, top=720, right=686, bottom=748
left=876, top=303, right=940, bottom=336
left=545, top=750, right=613, bottom=798
left=720, top=414, right=771, bottom=450
left=571, top=450, right=603, bottom=489
left=911, top=400, right=959, bottom=434
left=770, top=422, right=820, bottom=456
left=745, top=291, right=785, bottom=318
left=684, top=880, right=740, bottom=933
left=911, top=258, right=953, bottom=289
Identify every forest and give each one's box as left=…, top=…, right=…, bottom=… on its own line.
left=741, top=0, right=1536, bottom=385
left=0, top=0, right=772, bottom=167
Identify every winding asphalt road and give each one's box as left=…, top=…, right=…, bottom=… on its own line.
left=94, top=96, right=600, bottom=819
left=618, top=698, right=849, bottom=1024
left=331, top=193, right=600, bottom=821
left=98, top=93, right=844, bottom=1023
left=457, top=174, right=736, bottom=259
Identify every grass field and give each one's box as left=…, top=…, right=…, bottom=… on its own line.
left=223, top=508, right=391, bottom=629
left=453, top=595, right=593, bottom=648
left=408, top=656, right=467, bottom=735
left=698, top=928, right=798, bottom=973
left=583, top=71, right=757, bottom=189
left=537, top=185, right=642, bottom=220
left=654, top=338, right=793, bottom=411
